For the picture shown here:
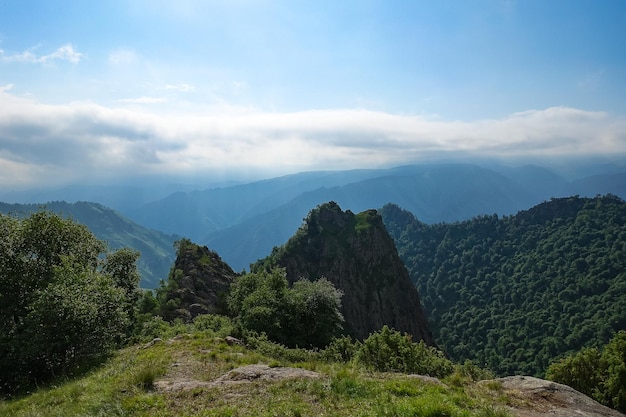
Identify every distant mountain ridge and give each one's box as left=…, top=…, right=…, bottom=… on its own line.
left=0, top=201, right=176, bottom=289
left=202, top=163, right=624, bottom=270
left=3, top=163, right=626, bottom=274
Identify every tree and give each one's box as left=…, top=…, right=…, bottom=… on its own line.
left=0, top=210, right=140, bottom=396
left=545, top=347, right=603, bottom=399
left=103, top=247, right=142, bottom=325
left=599, top=331, right=626, bottom=412
left=288, top=278, right=344, bottom=348
left=228, top=268, right=344, bottom=348
left=547, top=330, right=626, bottom=413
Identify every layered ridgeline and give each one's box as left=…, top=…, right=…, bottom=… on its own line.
left=380, top=195, right=626, bottom=376
left=254, top=202, right=435, bottom=345
left=0, top=201, right=176, bottom=288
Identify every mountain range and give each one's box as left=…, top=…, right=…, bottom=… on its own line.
left=2, top=162, right=625, bottom=281
left=133, top=163, right=625, bottom=271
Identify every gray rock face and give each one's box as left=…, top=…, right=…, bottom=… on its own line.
left=265, top=202, right=435, bottom=344
left=490, top=376, right=625, bottom=417
left=162, top=241, right=237, bottom=321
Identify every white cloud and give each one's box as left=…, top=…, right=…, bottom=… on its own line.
left=117, top=97, right=167, bottom=104
left=0, top=84, right=13, bottom=93
left=165, top=83, right=194, bottom=92
left=0, top=91, right=624, bottom=188
left=0, top=44, right=82, bottom=64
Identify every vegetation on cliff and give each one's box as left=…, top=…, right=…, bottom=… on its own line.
left=381, top=195, right=626, bottom=377
left=255, top=201, right=434, bottom=344
left=155, top=238, right=237, bottom=322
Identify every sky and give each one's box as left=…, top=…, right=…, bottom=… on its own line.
left=0, top=0, right=625, bottom=189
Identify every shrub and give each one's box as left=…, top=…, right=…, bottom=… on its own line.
left=547, top=330, right=626, bottom=413
left=321, top=336, right=360, bottom=363
left=192, top=314, right=234, bottom=338
left=355, top=326, right=454, bottom=378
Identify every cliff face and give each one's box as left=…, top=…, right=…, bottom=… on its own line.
left=259, top=202, right=435, bottom=344
left=161, top=240, right=238, bottom=321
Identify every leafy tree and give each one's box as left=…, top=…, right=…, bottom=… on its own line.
left=103, top=248, right=141, bottom=325
left=288, top=278, right=344, bottom=348
left=601, top=331, right=626, bottom=412
left=545, top=347, right=603, bottom=399
left=547, top=331, right=626, bottom=413
left=228, top=267, right=344, bottom=348
left=0, top=210, right=140, bottom=396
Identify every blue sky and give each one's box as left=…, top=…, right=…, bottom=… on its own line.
left=0, top=0, right=625, bottom=188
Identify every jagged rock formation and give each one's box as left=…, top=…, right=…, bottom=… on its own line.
left=160, top=239, right=238, bottom=321
left=255, top=202, right=435, bottom=344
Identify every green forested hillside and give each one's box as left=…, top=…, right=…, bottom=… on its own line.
left=0, top=201, right=176, bottom=288
left=380, top=195, right=626, bottom=377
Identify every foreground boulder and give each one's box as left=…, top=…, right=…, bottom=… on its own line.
left=487, top=376, right=624, bottom=417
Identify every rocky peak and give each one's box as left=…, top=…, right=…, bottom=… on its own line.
left=259, top=202, right=435, bottom=344
left=160, top=239, right=237, bottom=321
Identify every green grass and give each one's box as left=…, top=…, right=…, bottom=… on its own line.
left=0, top=332, right=514, bottom=417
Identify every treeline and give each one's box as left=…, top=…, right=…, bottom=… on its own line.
left=381, top=195, right=626, bottom=377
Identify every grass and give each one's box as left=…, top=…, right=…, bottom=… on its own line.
left=0, top=332, right=514, bottom=417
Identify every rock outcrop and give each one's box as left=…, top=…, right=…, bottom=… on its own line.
left=161, top=239, right=238, bottom=321
left=489, top=376, right=625, bottom=417
left=256, top=202, right=435, bottom=344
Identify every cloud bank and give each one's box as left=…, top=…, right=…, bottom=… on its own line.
left=0, top=91, right=624, bottom=188
left=0, top=44, right=83, bottom=64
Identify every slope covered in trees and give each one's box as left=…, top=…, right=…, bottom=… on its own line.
left=380, top=195, right=626, bottom=377
left=0, top=201, right=176, bottom=288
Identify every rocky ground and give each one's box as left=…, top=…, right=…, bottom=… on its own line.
left=486, top=376, right=624, bottom=417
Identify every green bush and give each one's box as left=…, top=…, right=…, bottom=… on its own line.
left=355, top=326, right=454, bottom=378
left=243, top=332, right=319, bottom=363
left=321, top=335, right=360, bottom=363
left=228, top=268, right=344, bottom=348
left=547, top=330, right=626, bottom=413
left=192, top=314, right=234, bottom=337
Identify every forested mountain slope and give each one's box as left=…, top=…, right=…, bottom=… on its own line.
left=380, top=195, right=626, bottom=377
left=0, top=201, right=176, bottom=288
